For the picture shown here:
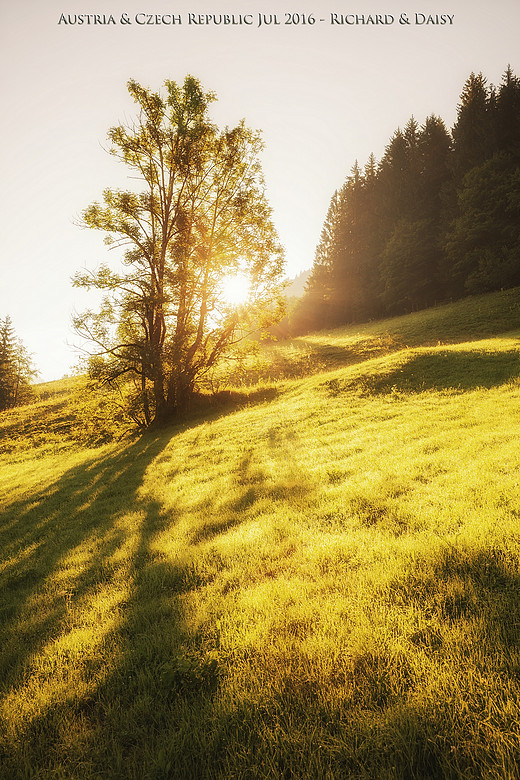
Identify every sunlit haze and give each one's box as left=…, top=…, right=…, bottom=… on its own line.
left=220, top=273, right=251, bottom=308
left=1, top=0, right=519, bottom=380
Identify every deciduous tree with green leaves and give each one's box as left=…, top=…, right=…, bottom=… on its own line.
left=73, top=77, right=284, bottom=426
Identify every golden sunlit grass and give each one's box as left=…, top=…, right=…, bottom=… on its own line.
left=1, top=289, right=520, bottom=778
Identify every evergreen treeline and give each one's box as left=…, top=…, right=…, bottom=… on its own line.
left=0, top=317, right=36, bottom=411
left=292, top=67, right=520, bottom=333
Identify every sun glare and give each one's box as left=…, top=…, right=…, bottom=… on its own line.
left=220, top=272, right=251, bottom=307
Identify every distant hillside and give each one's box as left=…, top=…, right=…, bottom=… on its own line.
left=284, top=268, right=311, bottom=299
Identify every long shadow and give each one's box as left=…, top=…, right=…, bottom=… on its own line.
left=0, top=432, right=169, bottom=690
left=2, top=396, right=519, bottom=777
left=1, top=441, right=219, bottom=777
left=0, top=388, right=286, bottom=777
left=370, top=545, right=520, bottom=779
left=0, top=423, right=193, bottom=777
left=188, top=428, right=315, bottom=547
left=1, top=384, right=274, bottom=691
left=292, top=335, right=397, bottom=370
left=1, top=415, right=203, bottom=775
left=326, top=349, right=520, bottom=396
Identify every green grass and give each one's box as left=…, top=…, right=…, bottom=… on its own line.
left=217, top=287, right=520, bottom=388
left=2, top=289, right=520, bottom=778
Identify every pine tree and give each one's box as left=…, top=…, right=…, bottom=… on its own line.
left=378, top=116, right=451, bottom=312
left=452, top=72, right=494, bottom=179
left=294, top=187, right=346, bottom=331
left=0, top=317, right=16, bottom=409
left=298, top=66, right=520, bottom=335
left=444, top=152, right=520, bottom=295
left=380, top=218, right=439, bottom=313
left=495, top=66, right=520, bottom=162
left=0, top=317, right=35, bottom=410
left=332, top=163, right=384, bottom=321
left=418, top=115, right=452, bottom=219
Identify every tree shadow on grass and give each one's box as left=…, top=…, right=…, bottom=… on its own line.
left=0, top=388, right=287, bottom=778
left=366, top=544, right=520, bottom=779
left=326, top=349, right=520, bottom=397
left=286, top=334, right=398, bottom=374
left=0, top=432, right=169, bottom=689
left=199, top=544, right=520, bottom=780
left=0, top=417, right=219, bottom=776
left=3, top=406, right=519, bottom=778
left=187, top=430, right=316, bottom=547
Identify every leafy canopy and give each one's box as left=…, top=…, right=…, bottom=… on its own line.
left=74, top=76, right=284, bottom=425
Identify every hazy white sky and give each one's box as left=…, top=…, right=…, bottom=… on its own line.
left=1, top=0, right=519, bottom=380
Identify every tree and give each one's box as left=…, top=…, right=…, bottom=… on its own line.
left=330, top=163, right=383, bottom=322
left=495, top=66, right=520, bottom=163
left=451, top=72, right=494, bottom=179
left=378, top=116, right=452, bottom=311
left=73, top=77, right=284, bottom=425
left=417, top=115, right=452, bottom=220
left=380, top=218, right=439, bottom=313
left=304, top=187, right=346, bottom=326
left=444, top=153, right=520, bottom=295
left=377, top=121, right=421, bottom=231
left=295, top=66, right=520, bottom=337
left=0, top=317, right=36, bottom=410
left=295, top=156, right=385, bottom=334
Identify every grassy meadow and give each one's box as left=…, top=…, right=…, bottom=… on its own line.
left=1, top=289, right=520, bottom=778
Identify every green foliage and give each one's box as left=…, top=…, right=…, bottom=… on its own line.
left=299, top=66, right=520, bottom=333
left=381, top=218, right=439, bottom=313
left=0, top=376, right=133, bottom=456
left=495, top=66, right=520, bottom=159
left=444, top=153, right=520, bottom=295
left=74, top=76, right=284, bottom=427
left=0, top=316, right=36, bottom=411
left=451, top=71, right=495, bottom=177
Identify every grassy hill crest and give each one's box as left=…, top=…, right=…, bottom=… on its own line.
left=4, top=285, right=520, bottom=453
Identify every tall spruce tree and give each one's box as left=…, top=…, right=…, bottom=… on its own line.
left=380, top=218, right=439, bottom=313
left=443, top=67, right=520, bottom=297
left=444, top=152, right=520, bottom=295
left=332, top=162, right=383, bottom=321
left=379, top=116, right=451, bottom=312
left=451, top=72, right=494, bottom=179
left=0, top=317, right=35, bottom=410
left=0, top=317, right=16, bottom=410
left=495, top=66, right=520, bottom=162
left=294, top=187, right=347, bottom=331
left=297, top=160, right=384, bottom=332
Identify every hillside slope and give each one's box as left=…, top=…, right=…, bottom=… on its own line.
left=1, top=289, right=520, bottom=778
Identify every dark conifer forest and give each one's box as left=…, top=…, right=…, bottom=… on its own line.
left=291, top=67, right=520, bottom=334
